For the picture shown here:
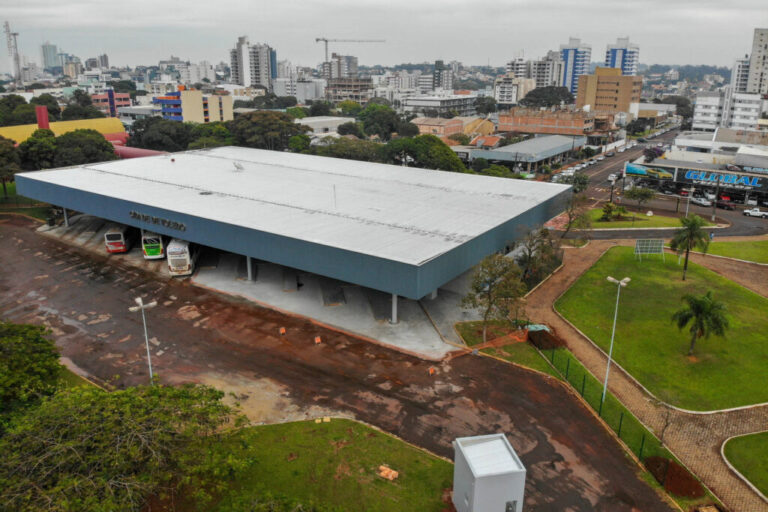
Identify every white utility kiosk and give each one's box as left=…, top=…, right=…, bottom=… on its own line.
left=452, top=434, right=526, bottom=512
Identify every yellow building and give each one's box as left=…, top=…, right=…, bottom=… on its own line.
left=153, top=88, right=233, bottom=124
left=576, top=67, right=642, bottom=116
left=0, top=117, right=127, bottom=144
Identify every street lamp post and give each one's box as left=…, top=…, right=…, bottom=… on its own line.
left=602, top=276, right=630, bottom=406
left=129, top=297, right=158, bottom=385
left=684, top=186, right=695, bottom=217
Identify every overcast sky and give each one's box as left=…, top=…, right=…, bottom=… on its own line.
left=3, top=0, right=767, bottom=73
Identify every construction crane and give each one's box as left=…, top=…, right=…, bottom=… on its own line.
left=4, top=21, right=21, bottom=83
left=315, top=37, right=385, bottom=63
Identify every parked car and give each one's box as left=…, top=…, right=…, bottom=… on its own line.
left=691, top=197, right=712, bottom=207
left=703, top=191, right=716, bottom=201
left=618, top=147, right=626, bottom=153
left=716, top=200, right=735, bottom=210
left=746, top=198, right=758, bottom=206
left=606, top=152, right=616, bottom=157
left=597, top=155, right=606, bottom=161
left=719, top=194, right=731, bottom=201
left=637, top=138, right=647, bottom=143
left=743, top=208, right=768, bottom=218
left=678, top=189, right=690, bottom=196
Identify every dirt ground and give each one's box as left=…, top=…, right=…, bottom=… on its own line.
left=0, top=215, right=676, bottom=511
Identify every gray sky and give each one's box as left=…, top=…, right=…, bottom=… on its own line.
left=3, top=0, right=767, bottom=73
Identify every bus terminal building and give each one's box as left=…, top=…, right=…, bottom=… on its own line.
left=17, top=147, right=570, bottom=323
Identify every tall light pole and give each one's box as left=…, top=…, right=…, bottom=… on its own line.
left=684, top=186, right=695, bottom=217
left=129, top=297, right=158, bottom=385
left=602, top=276, right=630, bottom=406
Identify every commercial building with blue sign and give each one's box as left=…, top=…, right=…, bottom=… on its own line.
left=16, top=147, right=571, bottom=321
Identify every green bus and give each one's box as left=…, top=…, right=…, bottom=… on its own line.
left=141, top=230, right=165, bottom=260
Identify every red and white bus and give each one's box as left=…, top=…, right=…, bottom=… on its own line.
left=104, top=226, right=132, bottom=254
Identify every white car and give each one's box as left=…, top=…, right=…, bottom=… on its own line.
left=618, top=147, right=626, bottom=153
left=744, top=208, right=768, bottom=218
left=596, top=155, right=606, bottom=161
left=691, top=197, right=712, bottom=207
left=607, top=173, right=618, bottom=182
left=703, top=192, right=716, bottom=201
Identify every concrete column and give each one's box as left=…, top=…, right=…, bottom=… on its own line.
left=63, top=208, right=69, bottom=227
left=390, top=293, right=398, bottom=324
left=246, top=256, right=253, bottom=281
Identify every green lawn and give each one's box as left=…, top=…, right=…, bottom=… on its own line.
left=455, top=321, right=559, bottom=378
left=705, top=240, right=768, bottom=264
left=60, top=368, right=95, bottom=388
left=210, top=419, right=452, bottom=512
left=556, top=246, right=768, bottom=410
left=724, top=432, right=768, bottom=496
left=588, top=209, right=713, bottom=229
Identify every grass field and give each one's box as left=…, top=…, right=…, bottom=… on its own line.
left=704, top=240, right=768, bottom=264
left=60, top=368, right=95, bottom=388
left=588, top=209, right=713, bottom=229
left=455, top=321, right=559, bottom=378
left=211, top=419, right=452, bottom=512
left=723, top=432, right=768, bottom=496
left=556, top=246, right=768, bottom=410
left=0, top=182, right=49, bottom=220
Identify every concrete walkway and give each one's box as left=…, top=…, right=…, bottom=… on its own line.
left=526, top=239, right=768, bottom=512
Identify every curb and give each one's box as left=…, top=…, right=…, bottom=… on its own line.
left=721, top=432, right=768, bottom=505
left=683, top=248, right=768, bottom=268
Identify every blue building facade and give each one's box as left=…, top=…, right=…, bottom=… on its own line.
left=560, top=38, right=592, bottom=95
left=604, top=38, right=639, bottom=76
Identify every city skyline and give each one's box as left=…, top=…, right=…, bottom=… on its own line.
left=2, top=0, right=767, bottom=73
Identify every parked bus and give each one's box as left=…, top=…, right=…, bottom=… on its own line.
left=104, top=226, right=133, bottom=254
left=141, top=230, right=165, bottom=260
left=167, top=239, right=197, bottom=276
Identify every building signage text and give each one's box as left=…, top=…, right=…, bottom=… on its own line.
left=129, top=211, right=186, bottom=231
left=683, top=170, right=762, bottom=190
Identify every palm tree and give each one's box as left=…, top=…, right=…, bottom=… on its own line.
left=671, top=291, right=729, bottom=356
left=669, top=215, right=709, bottom=281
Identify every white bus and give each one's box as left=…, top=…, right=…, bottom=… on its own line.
left=166, top=239, right=197, bottom=276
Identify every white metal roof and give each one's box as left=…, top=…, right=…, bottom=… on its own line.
left=456, top=434, right=524, bottom=477
left=19, top=146, right=568, bottom=266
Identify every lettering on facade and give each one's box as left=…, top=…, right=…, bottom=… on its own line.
left=129, top=211, right=187, bottom=231
left=683, top=170, right=762, bottom=190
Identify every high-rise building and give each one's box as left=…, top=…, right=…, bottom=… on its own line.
left=229, top=36, right=275, bottom=90
left=85, top=58, right=99, bottom=71
left=152, top=87, right=233, bottom=123
left=746, top=28, right=768, bottom=94
left=559, top=37, right=592, bottom=94
left=98, top=54, right=109, bottom=69
left=530, top=51, right=565, bottom=89
left=323, top=53, right=358, bottom=80
left=731, top=55, right=751, bottom=92
left=433, top=60, right=453, bottom=90
left=505, top=58, right=527, bottom=77
left=493, top=73, right=536, bottom=106
left=41, top=42, right=58, bottom=70
left=692, top=87, right=764, bottom=132
left=604, top=37, right=639, bottom=76
left=575, top=67, right=642, bottom=115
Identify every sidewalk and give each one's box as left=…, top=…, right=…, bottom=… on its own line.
left=525, top=239, right=768, bottom=512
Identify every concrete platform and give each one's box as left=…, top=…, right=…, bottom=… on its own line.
left=37, top=214, right=480, bottom=360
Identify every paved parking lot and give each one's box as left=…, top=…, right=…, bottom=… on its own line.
left=0, top=215, right=675, bottom=511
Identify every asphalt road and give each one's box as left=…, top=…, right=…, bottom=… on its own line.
left=567, top=129, right=768, bottom=238
left=0, top=216, right=676, bottom=512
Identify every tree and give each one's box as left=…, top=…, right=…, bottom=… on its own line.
left=60, top=104, right=106, bottom=121
left=482, top=164, right=515, bottom=178
left=462, top=254, right=527, bottom=343
left=519, top=86, right=574, bottom=108
left=308, top=101, right=332, bottom=117
left=337, top=121, right=365, bottom=138
left=396, top=121, right=419, bottom=138
left=671, top=291, right=729, bottom=355
left=515, top=227, right=561, bottom=288
left=70, top=89, right=93, bottom=107
left=624, top=186, right=655, bottom=210
left=381, top=135, right=467, bottom=172
left=559, top=173, right=589, bottom=193
left=0, top=135, right=21, bottom=198
left=285, top=106, right=308, bottom=119
left=288, top=134, right=311, bottom=152
left=128, top=118, right=192, bottom=152
left=229, top=111, right=310, bottom=151
left=471, top=158, right=489, bottom=173
left=0, top=323, right=63, bottom=425
left=669, top=215, right=710, bottom=281
left=626, top=119, right=646, bottom=135
left=337, top=100, right=362, bottom=117
left=658, top=95, right=692, bottom=120
left=474, top=96, right=497, bottom=115
left=187, top=121, right=232, bottom=149
left=560, top=192, right=592, bottom=242
left=18, top=129, right=56, bottom=170
left=448, top=133, right=470, bottom=145
left=309, top=137, right=383, bottom=162
left=10, top=104, right=38, bottom=125
left=30, top=94, right=61, bottom=120
left=0, top=384, right=242, bottom=512
left=110, top=80, right=137, bottom=94
left=358, top=103, right=400, bottom=141
left=53, top=129, right=118, bottom=167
